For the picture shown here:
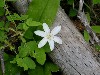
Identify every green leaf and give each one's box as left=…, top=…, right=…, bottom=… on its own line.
left=84, top=26, right=100, bottom=42
left=17, top=23, right=24, bottom=30
left=35, top=48, right=46, bottom=65
left=0, top=7, right=5, bottom=16
left=18, top=41, right=36, bottom=58
left=27, top=0, right=60, bottom=25
left=17, top=23, right=29, bottom=31
left=10, top=55, right=19, bottom=64
left=0, top=0, right=5, bottom=7
left=18, top=44, right=28, bottom=58
left=26, top=18, right=42, bottom=26
left=7, top=13, right=28, bottom=21
left=84, top=30, right=90, bottom=42
left=23, top=23, right=29, bottom=31
left=69, top=9, right=77, bottom=17
left=24, top=29, right=33, bottom=39
left=28, top=65, right=44, bottom=75
left=23, top=57, right=36, bottom=70
left=44, top=62, right=59, bottom=75
left=18, top=41, right=47, bottom=65
left=43, top=44, right=51, bottom=53
left=95, top=44, right=100, bottom=51
left=93, top=0, right=100, bottom=4
left=91, top=26, right=100, bottom=33
left=16, top=57, right=36, bottom=70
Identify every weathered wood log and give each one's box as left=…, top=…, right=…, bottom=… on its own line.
left=49, top=8, right=100, bottom=75
left=12, top=1, right=100, bottom=75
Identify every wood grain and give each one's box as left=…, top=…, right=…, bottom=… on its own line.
left=49, top=8, right=100, bottom=75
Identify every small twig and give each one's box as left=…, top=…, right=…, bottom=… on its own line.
left=77, top=0, right=100, bottom=45
left=0, top=49, right=5, bottom=75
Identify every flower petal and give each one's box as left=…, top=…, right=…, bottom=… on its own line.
left=53, top=36, right=62, bottom=44
left=51, top=26, right=61, bottom=35
left=48, top=40, right=54, bottom=51
left=38, top=38, right=47, bottom=48
left=43, top=23, right=50, bottom=33
left=34, top=30, right=46, bottom=37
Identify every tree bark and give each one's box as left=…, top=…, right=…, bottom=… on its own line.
left=49, top=7, right=100, bottom=75
left=13, top=1, right=100, bottom=75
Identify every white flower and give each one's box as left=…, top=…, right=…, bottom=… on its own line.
left=34, top=23, right=62, bottom=51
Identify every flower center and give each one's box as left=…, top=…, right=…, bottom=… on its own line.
left=46, top=33, right=52, bottom=40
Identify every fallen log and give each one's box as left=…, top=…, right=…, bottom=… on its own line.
left=49, top=7, right=100, bottom=75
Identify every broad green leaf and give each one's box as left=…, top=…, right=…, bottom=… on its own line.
left=24, top=29, right=33, bottom=39
left=22, top=57, right=36, bottom=70
left=16, top=58, right=27, bottom=68
left=28, top=65, right=44, bottom=75
left=35, top=48, right=46, bottom=65
left=43, top=44, right=51, bottom=53
left=25, top=41, right=37, bottom=51
left=29, top=41, right=37, bottom=58
left=16, top=57, right=36, bottom=70
left=26, top=18, right=42, bottom=26
left=10, top=55, right=19, bottom=64
left=27, top=0, right=60, bottom=25
left=29, top=50, right=36, bottom=58
left=17, top=23, right=24, bottom=30
left=18, top=45, right=28, bottom=58
left=69, top=9, right=77, bottom=17
left=23, top=23, right=29, bottom=31
left=91, top=26, right=100, bottom=33
left=0, top=7, right=5, bottom=16
left=0, top=0, right=5, bottom=7
left=44, top=62, right=59, bottom=75
left=18, top=41, right=36, bottom=57
left=93, top=0, right=100, bottom=4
